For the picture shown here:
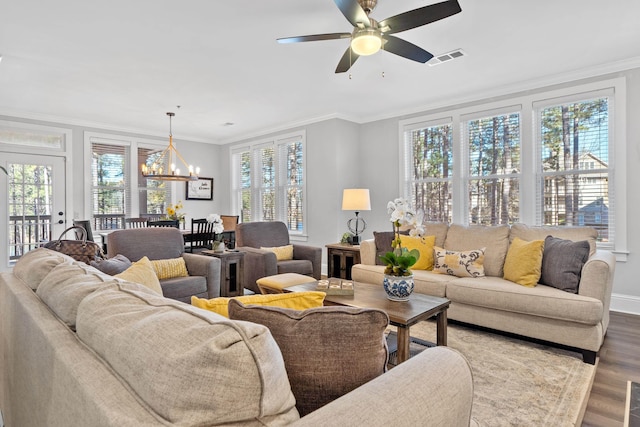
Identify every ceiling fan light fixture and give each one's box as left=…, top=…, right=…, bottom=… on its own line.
left=351, top=29, right=382, bottom=56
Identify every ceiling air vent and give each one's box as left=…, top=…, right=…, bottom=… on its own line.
left=428, top=49, right=466, bottom=66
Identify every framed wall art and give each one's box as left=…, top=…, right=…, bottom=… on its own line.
left=185, top=177, right=213, bottom=200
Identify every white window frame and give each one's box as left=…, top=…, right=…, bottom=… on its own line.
left=399, top=78, right=627, bottom=261
left=83, top=131, right=175, bottom=226
left=230, top=130, right=307, bottom=238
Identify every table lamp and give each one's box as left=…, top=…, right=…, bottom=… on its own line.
left=342, top=188, right=371, bottom=245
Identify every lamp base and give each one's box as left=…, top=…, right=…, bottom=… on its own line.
left=352, top=235, right=361, bottom=245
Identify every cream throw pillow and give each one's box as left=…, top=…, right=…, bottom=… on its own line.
left=115, top=256, right=164, bottom=295
left=503, top=237, right=545, bottom=287
left=261, top=244, right=294, bottom=261
left=433, top=246, right=485, bottom=278
left=399, top=235, right=436, bottom=270
left=192, top=291, right=325, bottom=318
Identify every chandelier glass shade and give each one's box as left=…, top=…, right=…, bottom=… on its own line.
left=141, top=112, right=200, bottom=181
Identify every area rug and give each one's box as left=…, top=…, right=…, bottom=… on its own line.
left=387, top=321, right=597, bottom=427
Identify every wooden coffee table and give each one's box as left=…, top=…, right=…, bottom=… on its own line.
left=284, top=281, right=450, bottom=364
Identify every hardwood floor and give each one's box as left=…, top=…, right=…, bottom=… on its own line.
left=582, top=311, right=640, bottom=426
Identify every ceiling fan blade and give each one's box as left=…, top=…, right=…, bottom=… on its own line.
left=277, top=33, right=351, bottom=44
left=383, top=35, right=433, bottom=63
left=334, top=0, right=370, bottom=28
left=335, top=47, right=360, bottom=73
left=379, top=0, right=462, bottom=35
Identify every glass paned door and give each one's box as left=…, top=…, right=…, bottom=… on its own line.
left=1, top=154, right=66, bottom=270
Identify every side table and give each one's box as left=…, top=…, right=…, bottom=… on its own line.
left=326, top=243, right=361, bottom=280
left=201, top=250, right=245, bottom=297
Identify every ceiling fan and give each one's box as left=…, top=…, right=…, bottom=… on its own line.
left=277, top=0, right=462, bottom=73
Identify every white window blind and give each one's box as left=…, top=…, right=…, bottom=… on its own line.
left=464, top=111, right=521, bottom=225
left=90, top=141, right=129, bottom=230
left=402, top=119, right=453, bottom=222
left=536, top=94, right=612, bottom=242
left=278, top=137, right=304, bottom=233
left=137, top=146, right=171, bottom=216
left=231, top=148, right=252, bottom=223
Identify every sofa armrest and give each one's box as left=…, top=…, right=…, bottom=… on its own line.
left=181, top=253, right=221, bottom=298
left=293, top=346, right=475, bottom=427
left=235, top=246, right=278, bottom=293
left=359, top=239, right=377, bottom=265
left=578, top=249, right=616, bottom=331
left=292, top=244, right=322, bottom=279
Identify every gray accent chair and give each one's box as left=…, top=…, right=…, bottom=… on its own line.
left=236, top=221, right=322, bottom=293
left=107, top=227, right=221, bottom=302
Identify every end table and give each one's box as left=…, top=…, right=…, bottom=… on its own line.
left=201, top=250, right=245, bottom=297
left=326, top=243, right=361, bottom=280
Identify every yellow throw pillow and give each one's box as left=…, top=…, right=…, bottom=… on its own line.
left=150, top=257, right=188, bottom=280
left=503, top=237, right=545, bottom=287
left=433, top=246, right=486, bottom=278
left=260, top=244, right=294, bottom=261
left=115, top=256, right=163, bottom=295
left=398, top=235, right=436, bottom=270
left=192, top=291, right=325, bottom=318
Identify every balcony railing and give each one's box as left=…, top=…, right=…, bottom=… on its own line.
left=9, top=215, right=52, bottom=260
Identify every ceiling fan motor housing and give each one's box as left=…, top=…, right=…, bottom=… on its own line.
left=358, top=0, right=377, bottom=14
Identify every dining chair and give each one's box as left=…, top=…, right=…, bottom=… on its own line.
left=185, top=218, right=215, bottom=253
left=148, top=219, right=180, bottom=228
left=72, top=219, right=95, bottom=242
left=125, top=217, right=149, bottom=228
left=220, top=215, right=239, bottom=249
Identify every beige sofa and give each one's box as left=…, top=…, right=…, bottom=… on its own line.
left=352, top=223, right=616, bottom=364
left=0, top=248, right=475, bottom=427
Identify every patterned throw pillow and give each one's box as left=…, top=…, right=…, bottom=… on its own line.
left=260, top=244, right=294, bottom=261
left=150, top=257, right=189, bottom=280
left=433, top=246, right=486, bottom=278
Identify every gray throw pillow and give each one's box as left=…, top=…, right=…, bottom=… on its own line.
left=540, top=236, right=590, bottom=293
left=228, top=300, right=389, bottom=417
left=90, top=254, right=132, bottom=275
left=373, top=230, right=408, bottom=265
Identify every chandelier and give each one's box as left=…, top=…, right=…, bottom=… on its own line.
left=140, top=112, right=200, bottom=181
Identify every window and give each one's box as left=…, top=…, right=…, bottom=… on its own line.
left=465, top=111, right=520, bottom=225
left=402, top=120, right=453, bottom=223
left=536, top=96, right=611, bottom=241
left=399, top=78, right=625, bottom=256
left=85, top=132, right=171, bottom=231
left=231, top=131, right=306, bottom=235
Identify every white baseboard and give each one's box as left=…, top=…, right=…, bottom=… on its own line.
left=610, top=293, right=640, bottom=315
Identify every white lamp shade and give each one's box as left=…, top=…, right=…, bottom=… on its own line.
left=342, top=189, right=371, bottom=211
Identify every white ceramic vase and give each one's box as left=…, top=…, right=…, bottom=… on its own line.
left=213, top=241, right=225, bottom=253
left=383, top=274, right=414, bottom=301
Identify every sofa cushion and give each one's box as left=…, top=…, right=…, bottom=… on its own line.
left=13, top=247, right=75, bottom=290
left=191, top=291, right=325, bottom=318
left=35, top=261, right=120, bottom=328
left=444, top=224, right=510, bottom=277
left=90, top=254, right=131, bottom=275
left=510, top=223, right=598, bottom=255
left=433, top=247, right=485, bottom=278
left=228, top=300, right=388, bottom=417
left=540, top=236, right=590, bottom=294
left=399, top=235, right=436, bottom=270
left=150, top=257, right=189, bottom=279
left=115, top=256, right=163, bottom=295
left=76, top=284, right=300, bottom=425
left=446, top=276, right=603, bottom=325
left=503, top=237, right=545, bottom=287
left=277, top=259, right=313, bottom=276
left=423, top=222, right=450, bottom=248
left=159, top=275, right=207, bottom=301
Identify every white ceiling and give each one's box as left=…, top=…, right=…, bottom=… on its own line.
left=1, top=0, right=640, bottom=144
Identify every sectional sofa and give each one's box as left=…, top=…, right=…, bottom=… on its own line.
left=352, top=223, right=616, bottom=363
left=0, top=248, right=475, bottom=426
